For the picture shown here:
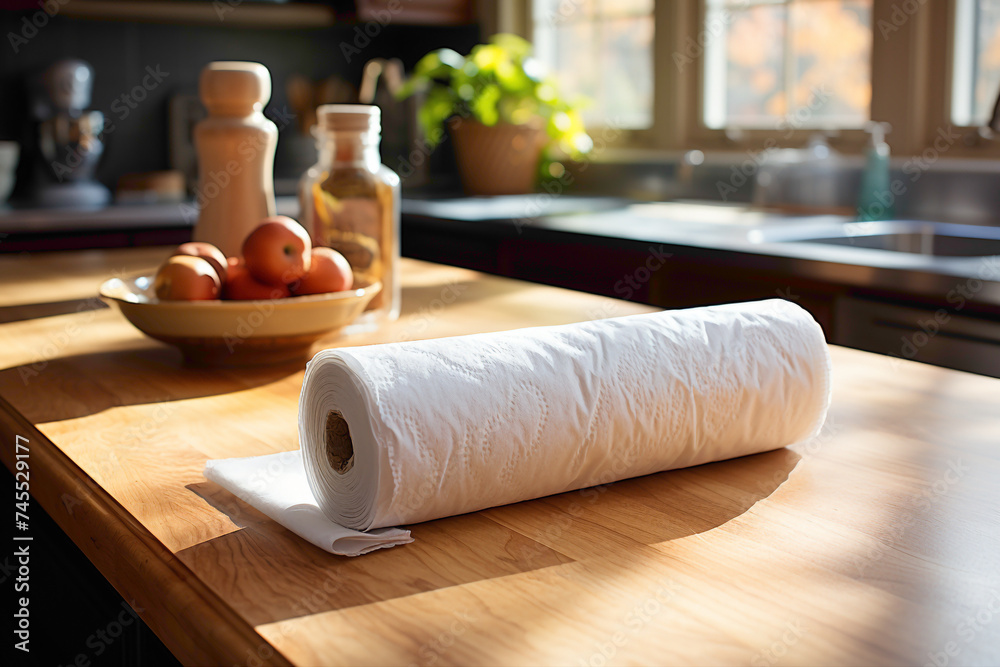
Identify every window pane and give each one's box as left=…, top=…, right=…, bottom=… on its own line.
left=599, top=17, right=655, bottom=128
left=533, top=0, right=599, bottom=24
left=791, top=1, right=871, bottom=125
left=532, top=0, right=654, bottom=129
left=598, top=0, right=653, bottom=17
left=712, top=4, right=787, bottom=127
left=704, top=0, right=872, bottom=129
left=548, top=22, right=600, bottom=101
left=952, top=0, right=1000, bottom=126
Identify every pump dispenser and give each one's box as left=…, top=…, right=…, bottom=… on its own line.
left=857, top=121, right=893, bottom=222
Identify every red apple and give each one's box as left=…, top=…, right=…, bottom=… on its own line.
left=154, top=255, right=221, bottom=301
left=242, top=216, right=312, bottom=287
left=224, top=261, right=291, bottom=300
left=173, top=242, right=228, bottom=282
left=291, top=247, right=354, bottom=296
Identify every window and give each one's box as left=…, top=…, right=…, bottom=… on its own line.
left=951, top=0, right=1000, bottom=126
left=514, top=1, right=1000, bottom=156
left=703, top=0, right=872, bottom=129
left=531, top=0, right=655, bottom=129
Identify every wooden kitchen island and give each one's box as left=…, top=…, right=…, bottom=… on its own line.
left=1, top=247, right=998, bottom=666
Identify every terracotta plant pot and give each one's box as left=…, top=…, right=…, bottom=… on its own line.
left=449, top=119, right=546, bottom=195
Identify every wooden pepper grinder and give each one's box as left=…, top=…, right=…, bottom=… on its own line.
left=193, top=61, right=277, bottom=256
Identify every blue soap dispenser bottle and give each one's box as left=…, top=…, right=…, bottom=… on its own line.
left=857, top=121, right=894, bottom=222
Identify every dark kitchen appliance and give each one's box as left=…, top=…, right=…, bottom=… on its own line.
left=29, top=58, right=111, bottom=208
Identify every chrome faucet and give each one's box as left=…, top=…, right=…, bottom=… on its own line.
left=963, top=85, right=1000, bottom=144
left=986, top=80, right=1000, bottom=133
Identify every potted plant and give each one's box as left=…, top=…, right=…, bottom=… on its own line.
left=397, top=34, right=591, bottom=196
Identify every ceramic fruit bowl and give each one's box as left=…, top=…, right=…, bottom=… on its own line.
left=100, top=273, right=381, bottom=366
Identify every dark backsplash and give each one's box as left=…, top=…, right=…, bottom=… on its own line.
left=0, top=10, right=479, bottom=196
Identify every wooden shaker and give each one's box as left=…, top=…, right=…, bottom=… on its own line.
left=193, top=61, right=277, bottom=256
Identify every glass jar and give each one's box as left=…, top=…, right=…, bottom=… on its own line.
left=299, top=105, right=400, bottom=329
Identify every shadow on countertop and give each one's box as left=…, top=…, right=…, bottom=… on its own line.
left=181, top=447, right=801, bottom=627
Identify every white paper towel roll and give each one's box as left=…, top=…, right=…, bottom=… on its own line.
left=297, top=298, right=831, bottom=534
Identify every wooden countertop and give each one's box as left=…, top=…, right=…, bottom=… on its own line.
left=1, top=247, right=998, bottom=666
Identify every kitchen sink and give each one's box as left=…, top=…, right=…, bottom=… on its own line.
left=754, top=221, right=1000, bottom=257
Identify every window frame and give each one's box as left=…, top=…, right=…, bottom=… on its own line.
left=507, top=0, right=1000, bottom=158
left=921, top=0, right=1000, bottom=158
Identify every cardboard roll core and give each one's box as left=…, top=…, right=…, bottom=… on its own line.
left=325, top=410, right=354, bottom=474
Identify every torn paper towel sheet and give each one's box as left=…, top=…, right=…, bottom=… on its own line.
left=205, top=299, right=831, bottom=556
left=204, top=450, right=413, bottom=556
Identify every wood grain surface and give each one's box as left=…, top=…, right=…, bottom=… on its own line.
left=1, top=247, right=998, bottom=666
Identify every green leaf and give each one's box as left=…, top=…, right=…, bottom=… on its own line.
left=395, top=78, right=419, bottom=100
left=490, top=33, right=532, bottom=62
left=415, top=48, right=464, bottom=78
left=399, top=33, right=590, bottom=168
left=471, top=44, right=505, bottom=72
left=418, top=86, right=457, bottom=148
left=471, top=84, right=501, bottom=125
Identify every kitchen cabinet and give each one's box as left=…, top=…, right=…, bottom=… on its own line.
left=835, top=296, right=1000, bottom=377
left=1, top=247, right=998, bottom=665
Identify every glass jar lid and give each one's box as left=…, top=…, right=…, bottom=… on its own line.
left=316, top=104, right=380, bottom=133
